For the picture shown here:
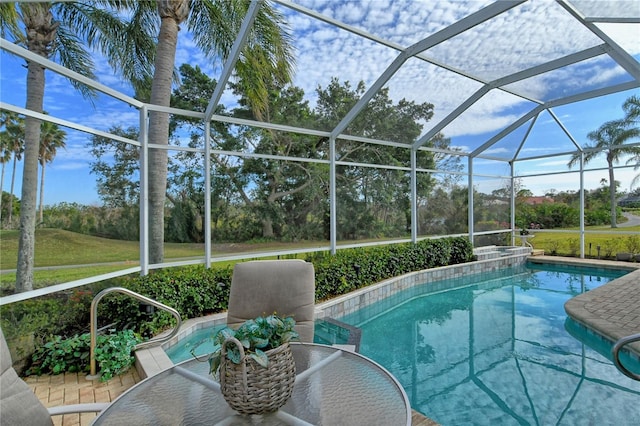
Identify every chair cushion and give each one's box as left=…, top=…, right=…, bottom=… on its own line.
left=226, top=260, right=315, bottom=342
left=1, top=328, right=53, bottom=426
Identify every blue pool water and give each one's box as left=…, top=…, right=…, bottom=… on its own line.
left=339, top=262, right=640, bottom=425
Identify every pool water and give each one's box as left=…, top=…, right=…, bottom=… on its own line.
left=339, top=262, right=640, bottom=425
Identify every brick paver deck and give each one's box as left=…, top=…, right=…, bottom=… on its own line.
left=25, top=369, right=141, bottom=426
left=562, top=259, right=640, bottom=356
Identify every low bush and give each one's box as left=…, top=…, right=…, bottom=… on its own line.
left=97, top=266, right=233, bottom=337
left=26, top=330, right=141, bottom=382
left=623, top=235, right=640, bottom=254
left=311, top=237, right=472, bottom=300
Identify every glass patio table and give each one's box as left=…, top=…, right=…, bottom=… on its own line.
left=91, top=342, right=411, bottom=425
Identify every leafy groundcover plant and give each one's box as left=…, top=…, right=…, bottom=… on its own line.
left=194, top=314, right=298, bottom=377
left=26, top=330, right=142, bottom=381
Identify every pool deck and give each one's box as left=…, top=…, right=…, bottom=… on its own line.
left=25, top=254, right=640, bottom=425
left=552, top=255, right=640, bottom=357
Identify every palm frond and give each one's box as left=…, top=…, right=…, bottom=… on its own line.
left=56, top=1, right=157, bottom=96
left=189, top=0, right=295, bottom=118
left=0, top=3, right=22, bottom=41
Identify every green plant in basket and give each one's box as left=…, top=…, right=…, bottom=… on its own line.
left=203, top=314, right=298, bottom=377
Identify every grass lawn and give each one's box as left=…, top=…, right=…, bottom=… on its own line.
left=2, top=226, right=640, bottom=291
left=0, top=229, right=317, bottom=291
left=526, top=225, right=640, bottom=257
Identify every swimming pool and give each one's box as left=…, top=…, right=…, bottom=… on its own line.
left=338, top=262, right=640, bottom=425
left=163, top=261, right=640, bottom=425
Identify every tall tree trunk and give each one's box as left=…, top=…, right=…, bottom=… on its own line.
left=262, top=218, right=274, bottom=238
left=8, top=156, right=17, bottom=225
left=16, top=3, right=56, bottom=292
left=16, top=61, right=45, bottom=292
left=608, top=159, right=617, bottom=228
left=38, top=158, right=45, bottom=224
left=0, top=161, right=5, bottom=223
left=147, top=13, right=180, bottom=264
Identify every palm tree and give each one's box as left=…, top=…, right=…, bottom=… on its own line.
left=0, top=112, right=25, bottom=227
left=0, top=2, right=155, bottom=292
left=122, top=0, right=295, bottom=264
left=38, top=120, right=66, bottom=224
left=0, top=136, right=8, bottom=224
left=618, top=95, right=640, bottom=188
left=0, top=110, right=20, bottom=224
left=569, top=119, right=640, bottom=228
left=623, top=95, right=640, bottom=123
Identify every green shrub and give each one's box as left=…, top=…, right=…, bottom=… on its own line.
left=312, top=237, right=472, bottom=301
left=26, top=330, right=141, bottom=382
left=547, top=240, right=561, bottom=256
left=98, top=265, right=233, bottom=337
left=567, top=238, right=580, bottom=256
left=624, top=235, right=640, bottom=254
left=603, top=238, right=618, bottom=258
left=448, top=237, right=474, bottom=264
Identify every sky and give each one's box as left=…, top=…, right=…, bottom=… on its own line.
left=1, top=0, right=639, bottom=206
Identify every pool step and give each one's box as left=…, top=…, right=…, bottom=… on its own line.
left=135, top=346, right=173, bottom=379
left=474, top=246, right=532, bottom=260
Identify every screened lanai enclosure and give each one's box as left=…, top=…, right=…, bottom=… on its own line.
left=0, top=0, right=639, bottom=302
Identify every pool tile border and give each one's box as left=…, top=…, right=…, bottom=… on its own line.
left=315, top=249, right=530, bottom=319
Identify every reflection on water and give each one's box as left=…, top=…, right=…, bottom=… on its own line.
left=340, top=264, right=640, bottom=426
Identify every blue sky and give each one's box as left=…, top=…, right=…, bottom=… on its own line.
left=1, top=0, right=639, bottom=206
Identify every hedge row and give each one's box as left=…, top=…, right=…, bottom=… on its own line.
left=311, top=237, right=472, bottom=300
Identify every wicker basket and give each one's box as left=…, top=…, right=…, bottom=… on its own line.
left=219, top=337, right=296, bottom=415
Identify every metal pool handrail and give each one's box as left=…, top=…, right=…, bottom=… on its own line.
left=89, top=287, right=182, bottom=377
left=612, top=333, right=640, bottom=381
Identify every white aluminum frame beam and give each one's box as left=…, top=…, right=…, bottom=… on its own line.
left=0, top=38, right=143, bottom=108
left=471, top=105, right=545, bottom=158
left=513, top=115, right=538, bottom=161
left=547, top=109, right=582, bottom=152
left=275, top=0, right=536, bottom=102
left=139, top=106, right=150, bottom=275
left=558, top=0, right=640, bottom=81
left=471, top=80, right=639, bottom=159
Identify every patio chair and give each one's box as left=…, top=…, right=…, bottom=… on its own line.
left=226, top=259, right=316, bottom=343
left=0, top=328, right=108, bottom=426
